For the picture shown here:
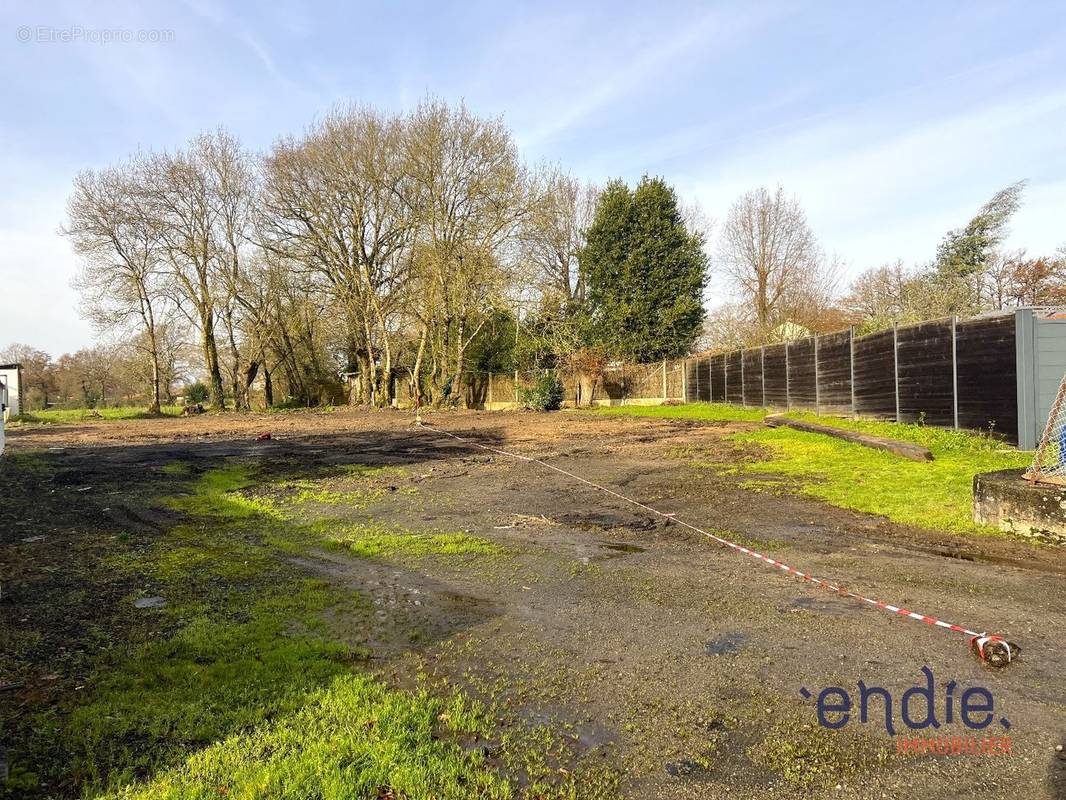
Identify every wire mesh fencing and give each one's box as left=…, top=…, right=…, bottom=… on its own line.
left=1025, top=371, right=1066, bottom=484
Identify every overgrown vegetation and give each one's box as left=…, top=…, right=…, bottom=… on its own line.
left=519, top=372, right=565, bottom=411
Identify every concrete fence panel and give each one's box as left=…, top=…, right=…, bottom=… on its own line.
left=895, top=319, right=955, bottom=426
left=815, top=330, right=853, bottom=415
left=786, top=338, right=817, bottom=410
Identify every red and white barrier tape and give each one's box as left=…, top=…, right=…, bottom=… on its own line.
left=417, top=420, right=1018, bottom=667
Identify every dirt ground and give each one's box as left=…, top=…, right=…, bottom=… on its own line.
left=3, top=408, right=1065, bottom=799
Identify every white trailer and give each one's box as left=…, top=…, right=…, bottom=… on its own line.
left=0, top=363, right=22, bottom=456
left=0, top=363, right=22, bottom=419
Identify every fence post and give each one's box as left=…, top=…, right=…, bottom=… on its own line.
left=951, top=315, right=959, bottom=429
left=814, top=335, right=821, bottom=414
left=694, top=358, right=699, bottom=401
left=785, top=342, right=791, bottom=410
left=893, top=324, right=900, bottom=422
left=724, top=354, right=728, bottom=403
left=760, top=345, right=766, bottom=407
left=514, top=368, right=519, bottom=406
left=681, top=360, right=687, bottom=402
left=740, top=349, right=746, bottom=406
left=849, top=327, right=856, bottom=418
left=488, top=371, right=493, bottom=408
left=662, top=359, right=668, bottom=400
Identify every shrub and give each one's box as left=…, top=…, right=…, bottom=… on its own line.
left=519, top=373, right=564, bottom=411
left=184, top=381, right=210, bottom=405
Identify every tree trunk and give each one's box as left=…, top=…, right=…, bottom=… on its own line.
left=411, top=324, right=428, bottom=410
left=450, top=317, right=466, bottom=407
left=147, top=331, right=162, bottom=415
left=242, top=360, right=260, bottom=410
left=577, top=370, right=596, bottom=407
left=225, top=312, right=247, bottom=411
left=200, top=307, right=226, bottom=411
left=264, top=364, right=274, bottom=407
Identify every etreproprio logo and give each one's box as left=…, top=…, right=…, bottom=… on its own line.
left=801, top=667, right=1012, bottom=756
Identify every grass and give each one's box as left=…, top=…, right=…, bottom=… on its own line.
left=320, top=521, right=501, bottom=559
left=734, top=414, right=1029, bottom=533
left=582, top=402, right=767, bottom=423
left=100, top=674, right=509, bottom=800
left=747, top=716, right=886, bottom=791
left=164, top=464, right=500, bottom=561
left=594, top=403, right=1031, bottom=535
left=10, top=406, right=183, bottom=424
left=163, top=464, right=279, bottom=520
left=4, top=455, right=603, bottom=799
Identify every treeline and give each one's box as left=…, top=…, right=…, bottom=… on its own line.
left=0, top=337, right=187, bottom=412
left=710, top=182, right=1066, bottom=348
left=53, top=98, right=1066, bottom=412
left=62, top=99, right=707, bottom=412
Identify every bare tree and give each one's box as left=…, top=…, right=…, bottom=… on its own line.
left=65, top=159, right=168, bottom=413
left=404, top=98, right=530, bottom=405
left=261, top=106, right=416, bottom=406
left=983, top=248, right=1066, bottom=309
left=718, top=186, right=837, bottom=340
left=143, top=139, right=223, bottom=409
left=522, top=168, right=597, bottom=306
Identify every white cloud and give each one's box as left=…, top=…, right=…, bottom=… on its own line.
left=677, top=86, right=1066, bottom=280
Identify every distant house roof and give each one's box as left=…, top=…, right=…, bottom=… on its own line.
left=0, top=363, right=21, bottom=370
left=771, top=321, right=812, bottom=342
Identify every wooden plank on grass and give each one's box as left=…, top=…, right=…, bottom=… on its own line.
left=764, top=414, right=934, bottom=462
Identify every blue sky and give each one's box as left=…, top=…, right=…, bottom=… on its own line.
left=2, top=0, right=1065, bottom=354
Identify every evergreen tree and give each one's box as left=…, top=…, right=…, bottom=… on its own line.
left=935, top=181, right=1026, bottom=277
left=929, top=180, right=1026, bottom=315
left=579, top=176, right=707, bottom=361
